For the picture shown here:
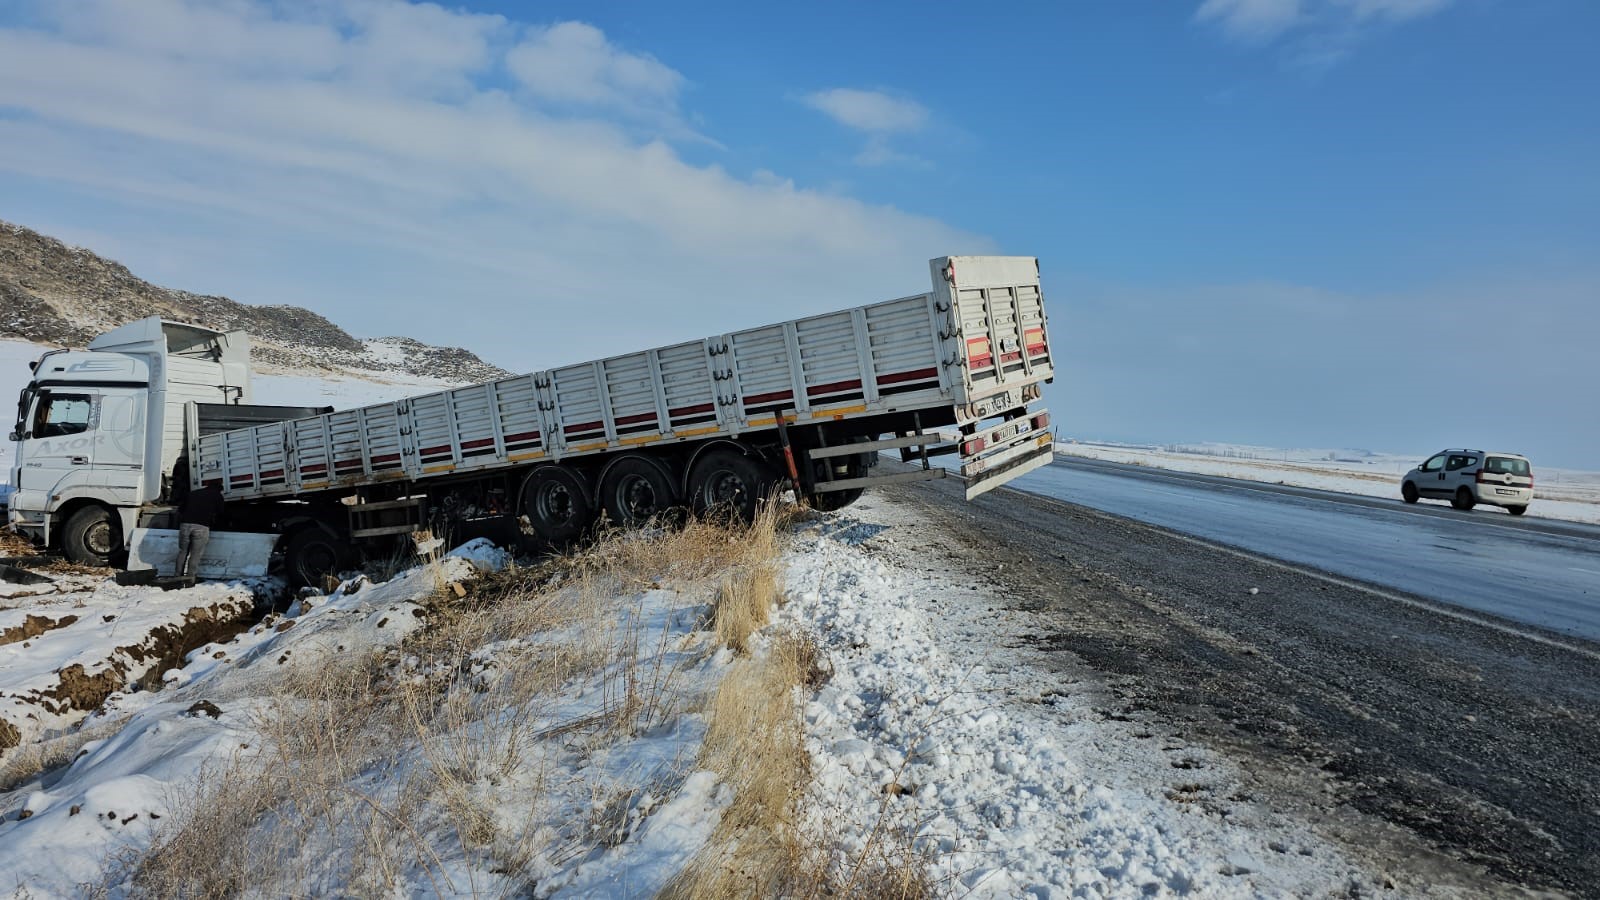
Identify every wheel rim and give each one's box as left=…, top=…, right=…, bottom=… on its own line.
left=84, top=519, right=114, bottom=556
left=707, top=469, right=746, bottom=507
left=618, top=473, right=660, bottom=520
left=299, top=541, right=338, bottom=577
left=539, top=481, right=577, bottom=524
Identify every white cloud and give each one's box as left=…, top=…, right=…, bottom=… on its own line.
left=0, top=1, right=982, bottom=371
left=506, top=21, right=684, bottom=114
left=1196, top=0, right=1454, bottom=52
left=1196, top=0, right=1304, bottom=43
left=1334, top=0, right=1453, bottom=22
left=803, top=88, right=928, bottom=134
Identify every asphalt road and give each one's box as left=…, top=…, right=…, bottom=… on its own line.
left=1009, top=456, right=1600, bottom=643
left=887, top=468, right=1600, bottom=896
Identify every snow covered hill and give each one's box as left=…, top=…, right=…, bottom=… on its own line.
left=1, top=219, right=509, bottom=384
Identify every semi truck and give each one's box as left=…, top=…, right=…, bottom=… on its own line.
left=7, top=256, right=1056, bottom=582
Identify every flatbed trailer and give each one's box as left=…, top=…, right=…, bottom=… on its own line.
left=10, top=256, right=1056, bottom=580
left=191, top=256, right=1057, bottom=579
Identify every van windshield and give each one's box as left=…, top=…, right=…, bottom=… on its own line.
left=1484, top=457, right=1530, bottom=476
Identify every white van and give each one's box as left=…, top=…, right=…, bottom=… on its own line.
left=1401, top=449, right=1534, bottom=515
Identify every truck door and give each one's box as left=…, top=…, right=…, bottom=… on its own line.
left=15, top=389, right=98, bottom=494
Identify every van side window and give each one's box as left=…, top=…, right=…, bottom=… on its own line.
left=1446, top=455, right=1471, bottom=471
left=32, top=393, right=95, bottom=438
left=1421, top=454, right=1446, bottom=472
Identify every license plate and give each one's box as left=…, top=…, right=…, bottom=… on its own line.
left=989, top=420, right=1026, bottom=445
left=1495, top=488, right=1517, bottom=495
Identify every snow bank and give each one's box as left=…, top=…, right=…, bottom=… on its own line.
left=781, top=495, right=1389, bottom=897
left=1, top=581, right=256, bottom=752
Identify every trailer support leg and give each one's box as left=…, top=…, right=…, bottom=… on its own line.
left=774, top=412, right=806, bottom=502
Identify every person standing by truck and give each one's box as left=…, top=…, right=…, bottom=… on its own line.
left=174, top=481, right=223, bottom=582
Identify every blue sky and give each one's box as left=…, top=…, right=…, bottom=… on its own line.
left=0, top=0, right=1595, bottom=465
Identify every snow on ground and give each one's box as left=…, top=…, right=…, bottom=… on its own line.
left=0, top=510, right=1461, bottom=896
left=781, top=492, right=1426, bottom=898
left=1058, top=440, right=1600, bottom=525
left=1, top=579, right=257, bottom=752
left=0, top=540, right=735, bottom=897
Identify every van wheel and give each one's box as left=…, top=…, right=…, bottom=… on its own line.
left=1452, top=488, right=1476, bottom=510
left=1507, top=505, right=1527, bottom=516
left=284, top=527, right=350, bottom=588
left=600, top=456, right=679, bottom=527
left=688, top=450, right=778, bottom=522
left=63, top=505, right=120, bottom=567
left=521, top=465, right=596, bottom=545
left=1401, top=482, right=1419, bottom=504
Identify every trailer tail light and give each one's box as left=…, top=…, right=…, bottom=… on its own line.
left=961, top=437, right=985, bottom=456
left=1030, top=412, right=1050, bottom=431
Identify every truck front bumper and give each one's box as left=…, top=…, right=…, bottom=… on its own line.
left=6, top=491, right=50, bottom=544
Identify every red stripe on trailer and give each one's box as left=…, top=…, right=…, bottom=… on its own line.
left=669, top=402, right=714, bottom=417
left=230, top=474, right=254, bottom=485
left=744, top=389, right=794, bottom=405
left=1000, top=351, right=1022, bottom=364
left=419, top=445, right=451, bottom=456
left=259, top=469, right=284, bottom=479
left=203, top=479, right=222, bottom=488
left=370, top=453, right=401, bottom=465
left=877, top=367, right=938, bottom=385
left=335, top=459, right=363, bottom=470
left=504, top=430, right=541, bottom=443
left=300, top=463, right=328, bottom=474
left=459, top=438, right=495, bottom=450
left=613, top=412, right=658, bottom=427
left=968, top=354, right=994, bottom=368
left=564, top=420, right=603, bottom=435
left=807, top=378, right=863, bottom=396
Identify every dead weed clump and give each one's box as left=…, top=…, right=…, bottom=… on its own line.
left=665, top=631, right=931, bottom=900
left=122, top=500, right=825, bottom=897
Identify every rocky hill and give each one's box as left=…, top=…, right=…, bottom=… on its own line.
left=0, top=219, right=511, bottom=383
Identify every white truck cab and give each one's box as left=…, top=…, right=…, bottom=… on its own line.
left=7, top=318, right=252, bottom=563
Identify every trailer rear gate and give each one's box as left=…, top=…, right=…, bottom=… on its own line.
left=191, top=256, right=1056, bottom=503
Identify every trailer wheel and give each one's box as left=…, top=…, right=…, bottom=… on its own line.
left=62, top=505, right=120, bottom=567
left=521, top=465, right=596, bottom=545
left=284, top=527, right=350, bottom=588
left=600, top=456, right=679, bottom=527
left=688, top=449, right=777, bottom=523
left=809, top=487, right=864, bottom=512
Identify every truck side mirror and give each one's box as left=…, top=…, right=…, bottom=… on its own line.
left=7, top=430, right=20, bottom=442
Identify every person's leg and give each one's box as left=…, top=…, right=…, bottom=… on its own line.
left=184, top=525, right=211, bottom=579
left=176, top=523, right=194, bottom=578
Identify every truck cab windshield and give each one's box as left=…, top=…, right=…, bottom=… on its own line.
left=29, top=391, right=94, bottom=438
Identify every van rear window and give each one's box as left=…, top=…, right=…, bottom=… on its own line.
left=1484, top=457, right=1530, bottom=476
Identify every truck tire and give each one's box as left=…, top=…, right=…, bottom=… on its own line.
left=600, top=456, right=679, bottom=527
left=688, top=449, right=778, bottom=523
left=521, top=465, right=596, bottom=545
left=807, top=435, right=873, bottom=512
left=809, top=488, right=864, bottom=512
left=63, top=505, right=120, bottom=567
left=284, top=527, right=351, bottom=588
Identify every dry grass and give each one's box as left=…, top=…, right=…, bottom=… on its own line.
left=111, top=498, right=940, bottom=897
left=0, top=717, right=128, bottom=796
left=663, top=630, right=932, bottom=900
left=121, top=503, right=802, bottom=897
